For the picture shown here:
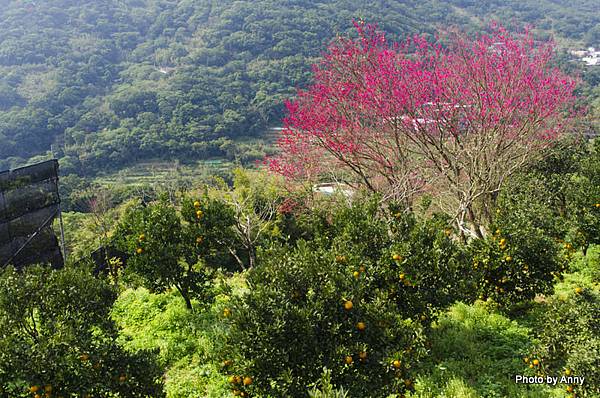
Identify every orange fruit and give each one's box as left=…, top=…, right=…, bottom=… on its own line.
left=34, top=395, right=41, bottom=398
left=30, top=386, right=39, bottom=393
left=575, top=287, right=583, bottom=294
left=136, top=248, right=143, bottom=254
left=420, top=314, right=426, bottom=321
left=359, top=265, right=366, bottom=273
left=529, top=364, right=534, bottom=369
left=228, top=376, right=237, bottom=384
left=196, top=210, right=203, bottom=218
left=523, top=357, right=529, bottom=363
left=353, top=271, right=360, bottom=279
left=138, top=234, right=145, bottom=241
left=356, top=322, right=366, bottom=331
left=532, top=359, right=539, bottom=366
left=344, top=300, right=353, bottom=311
left=392, top=360, right=401, bottom=369
left=504, top=256, right=512, bottom=262
left=223, top=308, right=232, bottom=317
left=565, top=368, right=572, bottom=376
left=359, top=351, right=367, bottom=360
left=392, top=254, right=402, bottom=261
left=399, top=273, right=405, bottom=280
left=223, top=360, right=233, bottom=367
left=566, top=385, right=574, bottom=393
left=44, top=385, right=52, bottom=393
left=344, top=355, right=353, bottom=365
left=194, top=201, right=201, bottom=208
left=196, top=236, right=203, bottom=244
left=243, top=376, right=253, bottom=386
left=119, top=375, right=126, bottom=383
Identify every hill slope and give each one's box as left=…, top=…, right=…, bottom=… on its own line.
left=0, top=0, right=597, bottom=174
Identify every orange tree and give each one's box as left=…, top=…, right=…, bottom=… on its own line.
left=0, top=265, right=164, bottom=397
left=565, top=138, right=600, bottom=254
left=468, top=206, right=566, bottom=306
left=464, top=137, right=597, bottom=306
left=114, top=196, right=240, bottom=310
left=220, top=198, right=473, bottom=397
left=529, top=285, right=600, bottom=397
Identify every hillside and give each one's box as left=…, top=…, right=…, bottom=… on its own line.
left=0, top=0, right=598, bottom=175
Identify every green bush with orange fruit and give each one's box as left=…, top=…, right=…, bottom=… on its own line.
left=527, top=270, right=600, bottom=397
left=221, top=198, right=472, bottom=397
left=114, top=196, right=231, bottom=310
left=468, top=204, right=566, bottom=306
left=0, top=265, right=164, bottom=397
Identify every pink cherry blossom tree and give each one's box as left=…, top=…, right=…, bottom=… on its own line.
left=268, top=22, right=578, bottom=238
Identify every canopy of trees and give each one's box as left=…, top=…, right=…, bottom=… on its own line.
left=0, top=0, right=598, bottom=175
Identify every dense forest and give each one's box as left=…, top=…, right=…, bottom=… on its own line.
left=0, top=0, right=599, bottom=175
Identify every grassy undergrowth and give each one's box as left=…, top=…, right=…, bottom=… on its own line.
left=111, top=273, right=248, bottom=397
left=414, top=302, right=563, bottom=398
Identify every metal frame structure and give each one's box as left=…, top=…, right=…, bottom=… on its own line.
left=0, top=159, right=65, bottom=269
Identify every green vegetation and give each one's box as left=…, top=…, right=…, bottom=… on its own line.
left=0, top=0, right=598, bottom=177
left=0, top=265, right=164, bottom=397
left=1, top=2, right=600, bottom=397
left=4, top=141, right=599, bottom=396
left=414, top=302, right=555, bottom=398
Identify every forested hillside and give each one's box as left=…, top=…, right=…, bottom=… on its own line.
left=0, top=0, right=598, bottom=174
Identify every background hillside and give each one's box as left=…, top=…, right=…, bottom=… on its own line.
left=0, top=0, right=598, bottom=175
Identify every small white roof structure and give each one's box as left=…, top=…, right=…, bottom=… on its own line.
left=313, top=182, right=354, bottom=197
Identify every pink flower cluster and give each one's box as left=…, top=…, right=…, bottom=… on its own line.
left=267, top=22, right=578, bottom=189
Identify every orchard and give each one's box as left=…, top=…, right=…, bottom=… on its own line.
left=1, top=21, right=598, bottom=398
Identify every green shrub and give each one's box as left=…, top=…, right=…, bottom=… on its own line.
left=222, top=199, right=472, bottom=397
left=565, top=139, right=600, bottom=253
left=225, top=242, right=425, bottom=397
left=0, top=265, right=164, bottom=397
left=114, top=198, right=218, bottom=309
left=308, top=368, right=348, bottom=398
left=530, top=274, right=600, bottom=398
left=469, top=208, right=565, bottom=306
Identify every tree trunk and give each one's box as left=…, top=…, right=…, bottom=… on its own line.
left=175, top=284, right=193, bottom=311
